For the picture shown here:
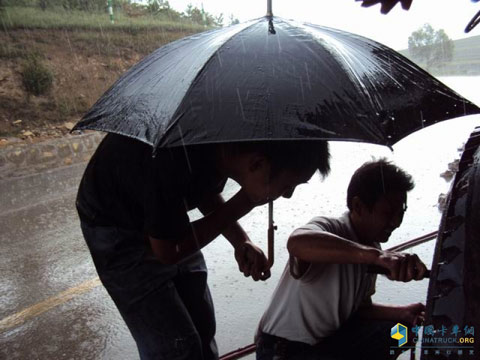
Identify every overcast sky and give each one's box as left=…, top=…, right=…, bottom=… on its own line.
left=156, top=0, right=479, bottom=50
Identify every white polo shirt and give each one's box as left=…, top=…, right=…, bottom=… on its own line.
left=258, top=212, right=378, bottom=345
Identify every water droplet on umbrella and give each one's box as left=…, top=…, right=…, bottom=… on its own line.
left=236, top=88, right=246, bottom=122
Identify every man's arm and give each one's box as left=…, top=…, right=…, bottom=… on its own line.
left=198, top=193, right=249, bottom=248
left=287, top=228, right=427, bottom=281
left=198, top=193, right=270, bottom=281
left=149, top=189, right=254, bottom=265
left=357, top=302, right=425, bottom=326
left=288, top=228, right=381, bottom=265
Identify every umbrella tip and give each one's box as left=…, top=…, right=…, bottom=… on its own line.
left=266, top=0, right=273, bottom=17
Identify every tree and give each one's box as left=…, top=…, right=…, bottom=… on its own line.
left=183, top=3, right=222, bottom=27
left=215, top=13, right=224, bottom=26
left=146, top=0, right=164, bottom=14
left=228, top=14, right=239, bottom=26
left=408, top=23, right=454, bottom=71
left=184, top=3, right=204, bottom=25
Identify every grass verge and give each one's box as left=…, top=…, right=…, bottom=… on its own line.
left=0, top=6, right=208, bottom=33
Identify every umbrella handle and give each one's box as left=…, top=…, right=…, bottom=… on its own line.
left=267, top=201, right=277, bottom=268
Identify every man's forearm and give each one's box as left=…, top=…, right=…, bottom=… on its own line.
left=287, top=229, right=381, bottom=265
left=198, top=193, right=250, bottom=248
left=151, top=190, right=254, bottom=264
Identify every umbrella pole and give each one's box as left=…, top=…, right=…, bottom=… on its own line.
left=267, top=201, right=276, bottom=268
left=266, top=0, right=273, bottom=17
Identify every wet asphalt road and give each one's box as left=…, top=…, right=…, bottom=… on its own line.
left=0, top=163, right=140, bottom=360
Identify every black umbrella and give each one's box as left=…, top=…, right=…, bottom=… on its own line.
left=73, top=13, right=480, bottom=270
left=73, top=16, right=480, bottom=150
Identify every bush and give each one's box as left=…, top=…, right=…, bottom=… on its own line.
left=21, top=54, right=54, bottom=96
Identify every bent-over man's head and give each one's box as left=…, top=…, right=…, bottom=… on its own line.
left=224, top=141, right=330, bottom=205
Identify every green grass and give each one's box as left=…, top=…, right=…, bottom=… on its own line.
left=70, top=30, right=185, bottom=55
left=0, top=6, right=210, bottom=58
left=0, top=42, right=27, bottom=59
left=0, top=6, right=207, bottom=33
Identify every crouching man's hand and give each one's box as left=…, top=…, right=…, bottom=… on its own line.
left=234, top=241, right=271, bottom=281
left=397, top=302, right=426, bottom=327
left=375, top=251, right=427, bottom=282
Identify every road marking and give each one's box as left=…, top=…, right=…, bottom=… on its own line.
left=0, top=277, right=101, bottom=333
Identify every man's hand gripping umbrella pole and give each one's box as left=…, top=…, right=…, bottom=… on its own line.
left=232, top=198, right=274, bottom=281
left=267, top=200, right=277, bottom=270
left=236, top=201, right=275, bottom=281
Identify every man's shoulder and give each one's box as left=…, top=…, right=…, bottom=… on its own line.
left=87, top=133, right=152, bottom=170
left=301, top=212, right=354, bottom=238
left=305, top=213, right=349, bottom=229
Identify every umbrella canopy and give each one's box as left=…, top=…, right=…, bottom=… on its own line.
left=74, top=16, right=480, bottom=149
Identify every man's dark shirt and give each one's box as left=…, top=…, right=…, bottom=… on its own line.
left=76, top=134, right=227, bottom=241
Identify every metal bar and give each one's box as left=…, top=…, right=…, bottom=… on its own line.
left=387, top=231, right=437, bottom=252
left=219, top=343, right=256, bottom=360
left=266, top=0, right=273, bottom=16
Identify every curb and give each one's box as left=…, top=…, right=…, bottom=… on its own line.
left=0, top=132, right=104, bottom=180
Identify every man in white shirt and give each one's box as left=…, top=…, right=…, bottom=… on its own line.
left=256, top=159, right=427, bottom=360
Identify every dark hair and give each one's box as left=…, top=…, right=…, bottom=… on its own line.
left=347, top=158, right=414, bottom=211
left=233, top=140, right=330, bottom=178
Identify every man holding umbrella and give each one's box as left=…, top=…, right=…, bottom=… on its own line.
left=76, top=133, right=330, bottom=360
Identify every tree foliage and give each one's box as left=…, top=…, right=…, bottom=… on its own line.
left=229, top=14, right=240, bottom=25
left=408, top=23, right=454, bottom=71
left=183, top=3, right=222, bottom=27
left=140, top=1, right=223, bottom=26
left=143, top=0, right=181, bottom=21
